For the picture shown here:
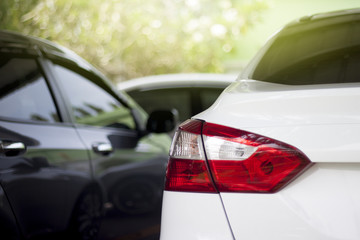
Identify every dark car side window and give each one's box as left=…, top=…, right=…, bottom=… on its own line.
left=0, top=56, right=60, bottom=122
left=53, top=63, right=136, bottom=129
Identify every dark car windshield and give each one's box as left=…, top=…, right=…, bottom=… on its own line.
left=250, top=19, right=360, bottom=85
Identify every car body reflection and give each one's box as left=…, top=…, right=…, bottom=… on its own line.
left=0, top=30, right=173, bottom=240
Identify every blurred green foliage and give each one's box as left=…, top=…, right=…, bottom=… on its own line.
left=0, top=0, right=267, bottom=82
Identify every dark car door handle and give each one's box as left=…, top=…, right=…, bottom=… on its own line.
left=92, top=142, right=113, bottom=156
left=0, top=140, right=26, bottom=157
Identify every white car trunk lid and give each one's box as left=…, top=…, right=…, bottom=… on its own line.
left=195, top=80, right=360, bottom=163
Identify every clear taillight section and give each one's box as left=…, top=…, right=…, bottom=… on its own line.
left=165, top=119, right=313, bottom=193
left=166, top=120, right=217, bottom=193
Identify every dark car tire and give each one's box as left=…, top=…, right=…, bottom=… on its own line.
left=69, top=187, right=104, bottom=240
left=110, top=177, right=162, bottom=215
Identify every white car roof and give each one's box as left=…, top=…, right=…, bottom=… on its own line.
left=117, top=73, right=238, bottom=91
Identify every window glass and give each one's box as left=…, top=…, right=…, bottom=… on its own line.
left=344, top=51, right=360, bottom=83
left=252, top=21, right=360, bottom=85
left=199, top=88, right=224, bottom=110
left=127, top=89, right=191, bottom=122
left=53, top=64, right=135, bottom=129
left=0, top=56, right=59, bottom=122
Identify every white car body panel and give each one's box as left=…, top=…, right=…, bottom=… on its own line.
left=195, top=80, right=360, bottom=163
left=220, top=163, right=360, bottom=240
left=161, top=165, right=360, bottom=240
left=183, top=80, right=360, bottom=240
left=160, top=191, right=234, bottom=240
left=160, top=83, right=360, bottom=240
left=161, top=10, right=360, bottom=240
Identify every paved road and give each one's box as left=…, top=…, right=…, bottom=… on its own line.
left=98, top=207, right=161, bottom=240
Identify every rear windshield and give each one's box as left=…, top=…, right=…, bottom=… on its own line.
left=251, top=20, right=360, bottom=85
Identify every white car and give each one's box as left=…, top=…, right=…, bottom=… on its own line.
left=160, top=9, right=360, bottom=240
left=118, top=73, right=236, bottom=122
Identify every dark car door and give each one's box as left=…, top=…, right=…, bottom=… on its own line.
left=0, top=52, right=92, bottom=238
left=48, top=59, right=171, bottom=239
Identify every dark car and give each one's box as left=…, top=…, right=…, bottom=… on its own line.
left=0, top=30, right=175, bottom=240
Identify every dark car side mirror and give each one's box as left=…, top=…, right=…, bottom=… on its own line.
left=146, top=110, right=178, bottom=133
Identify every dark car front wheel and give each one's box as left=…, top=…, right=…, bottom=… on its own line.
left=110, top=177, right=162, bottom=215
left=70, top=187, right=104, bottom=240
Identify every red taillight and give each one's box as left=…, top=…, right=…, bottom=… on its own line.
left=165, top=119, right=313, bottom=193
left=165, top=120, right=217, bottom=193
left=165, top=159, right=217, bottom=193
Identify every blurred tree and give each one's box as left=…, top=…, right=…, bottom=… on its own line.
left=0, top=0, right=268, bottom=82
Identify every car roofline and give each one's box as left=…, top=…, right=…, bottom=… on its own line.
left=285, top=8, right=360, bottom=28
left=117, top=73, right=238, bottom=91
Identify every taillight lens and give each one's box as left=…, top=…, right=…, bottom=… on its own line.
left=166, top=120, right=217, bottom=193
left=165, top=119, right=313, bottom=193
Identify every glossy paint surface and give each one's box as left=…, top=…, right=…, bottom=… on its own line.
left=0, top=30, right=172, bottom=240
left=0, top=184, right=20, bottom=239
left=220, top=163, right=360, bottom=240
left=196, top=80, right=360, bottom=163
left=161, top=10, right=360, bottom=240
left=160, top=191, right=233, bottom=240
left=0, top=120, right=90, bottom=238
left=162, top=163, right=360, bottom=240
left=190, top=80, right=360, bottom=239
left=77, top=126, right=169, bottom=238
